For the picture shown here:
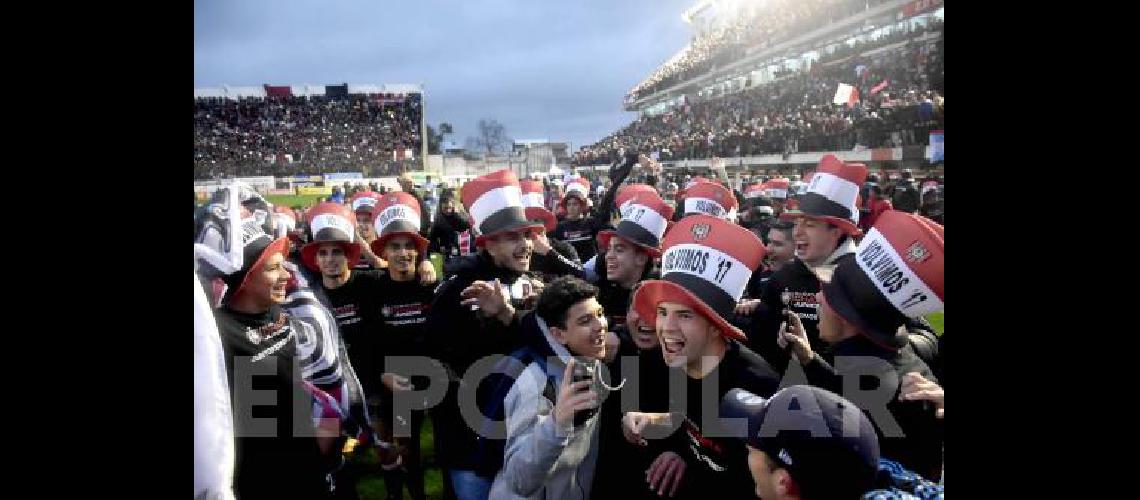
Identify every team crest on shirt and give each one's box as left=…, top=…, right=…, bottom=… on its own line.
left=691, top=223, right=711, bottom=242
left=905, top=241, right=931, bottom=263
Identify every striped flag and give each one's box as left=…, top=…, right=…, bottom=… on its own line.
left=833, top=83, right=860, bottom=107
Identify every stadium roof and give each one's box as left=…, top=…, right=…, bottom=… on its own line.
left=193, top=83, right=423, bottom=99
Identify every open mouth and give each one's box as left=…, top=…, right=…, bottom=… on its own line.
left=794, top=241, right=809, bottom=256
left=635, top=325, right=657, bottom=344
left=591, top=332, right=605, bottom=347
left=271, top=282, right=288, bottom=296
left=661, top=336, right=685, bottom=355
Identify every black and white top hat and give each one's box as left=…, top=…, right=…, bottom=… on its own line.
left=780, top=154, right=868, bottom=235
left=597, top=192, right=674, bottom=258
left=460, top=169, right=545, bottom=245
left=300, top=202, right=361, bottom=272
left=823, top=210, right=944, bottom=350
left=631, top=214, right=766, bottom=341
left=370, top=191, right=430, bottom=256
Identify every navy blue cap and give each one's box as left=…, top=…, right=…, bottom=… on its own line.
left=721, top=386, right=879, bottom=496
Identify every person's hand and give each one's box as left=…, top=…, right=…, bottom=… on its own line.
left=531, top=231, right=553, bottom=256
left=460, top=279, right=513, bottom=323
left=735, top=299, right=762, bottom=316
left=638, top=154, right=663, bottom=175
left=356, top=223, right=377, bottom=244
left=900, top=372, right=944, bottom=418
left=553, top=359, right=598, bottom=430
left=382, top=373, right=413, bottom=392
left=417, top=259, right=437, bottom=285
left=622, top=412, right=652, bottom=446
left=779, top=310, right=813, bottom=363
left=603, top=331, right=620, bottom=363
left=646, top=451, right=687, bottom=497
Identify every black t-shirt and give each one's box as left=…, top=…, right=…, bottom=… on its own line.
left=552, top=217, right=600, bottom=262
left=674, top=341, right=781, bottom=499
left=322, top=270, right=387, bottom=392
left=213, top=305, right=330, bottom=498
left=372, top=274, right=435, bottom=377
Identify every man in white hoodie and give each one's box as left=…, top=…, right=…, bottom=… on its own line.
left=489, top=276, right=611, bottom=500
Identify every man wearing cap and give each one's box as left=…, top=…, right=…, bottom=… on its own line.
left=719, top=386, right=884, bottom=499
left=204, top=218, right=334, bottom=499
left=750, top=155, right=937, bottom=374
left=426, top=169, right=549, bottom=500
left=778, top=210, right=944, bottom=480
left=763, top=179, right=790, bottom=217
left=365, top=192, right=439, bottom=500
left=348, top=190, right=387, bottom=271
left=622, top=215, right=782, bottom=499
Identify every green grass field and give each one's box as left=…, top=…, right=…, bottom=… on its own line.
left=266, top=194, right=328, bottom=208
left=926, top=312, right=943, bottom=336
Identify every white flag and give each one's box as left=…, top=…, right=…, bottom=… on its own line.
left=834, top=84, right=852, bottom=105
left=194, top=272, right=236, bottom=499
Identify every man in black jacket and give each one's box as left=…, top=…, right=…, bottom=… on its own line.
left=592, top=190, right=673, bottom=329
left=623, top=215, right=782, bottom=500
left=749, top=155, right=938, bottom=375
left=780, top=210, right=944, bottom=480
left=425, top=169, right=547, bottom=500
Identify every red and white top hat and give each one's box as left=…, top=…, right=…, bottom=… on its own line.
left=780, top=154, right=867, bottom=235
left=632, top=214, right=767, bottom=341
left=682, top=182, right=739, bottom=220
left=597, top=192, right=674, bottom=258
left=763, top=178, right=790, bottom=200
left=300, top=202, right=362, bottom=273
left=349, top=191, right=382, bottom=217
left=563, top=177, right=591, bottom=202
left=823, top=211, right=944, bottom=350
left=518, top=179, right=556, bottom=232
left=616, top=183, right=659, bottom=213
left=743, top=183, right=767, bottom=201
left=369, top=191, right=430, bottom=256
left=460, top=169, right=545, bottom=246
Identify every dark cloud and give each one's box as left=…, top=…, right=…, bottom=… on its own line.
left=195, top=0, right=693, bottom=149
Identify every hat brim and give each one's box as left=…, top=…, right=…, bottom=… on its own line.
left=820, top=280, right=899, bottom=352
left=596, top=230, right=661, bottom=258
left=232, top=237, right=292, bottom=302
left=474, top=220, right=547, bottom=248
left=301, top=240, right=363, bottom=274
left=370, top=232, right=430, bottom=258
left=524, top=207, right=557, bottom=232
left=778, top=210, right=863, bottom=237
left=632, top=279, right=747, bottom=342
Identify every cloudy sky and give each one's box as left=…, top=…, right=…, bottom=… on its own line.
left=195, top=0, right=694, bottom=150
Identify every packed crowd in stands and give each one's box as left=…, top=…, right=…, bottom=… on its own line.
left=579, top=23, right=943, bottom=165
left=627, top=0, right=895, bottom=102
left=193, top=93, right=423, bottom=180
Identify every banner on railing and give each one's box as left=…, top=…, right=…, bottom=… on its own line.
left=928, top=130, right=944, bottom=162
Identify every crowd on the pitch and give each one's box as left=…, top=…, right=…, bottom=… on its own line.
left=579, top=26, right=943, bottom=166
left=627, top=0, right=898, bottom=102
left=194, top=94, right=423, bottom=180
left=195, top=152, right=945, bottom=500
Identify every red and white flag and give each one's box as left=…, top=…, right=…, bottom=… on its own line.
left=833, top=83, right=860, bottom=107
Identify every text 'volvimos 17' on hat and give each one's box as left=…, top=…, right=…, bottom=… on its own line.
left=682, top=182, right=739, bottom=220
left=631, top=214, right=765, bottom=341
left=460, top=169, right=545, bottom=246
left=370, top=191, right=430, bottom=256
left=780, top=154, right=867, bottom=236
left=300, top=202, right=361, bottom=273
left=519, top=179, right=556, bottom=232
left=823, top=210, right=944, bottom=350
left=597, top=192, right=674, bottom=258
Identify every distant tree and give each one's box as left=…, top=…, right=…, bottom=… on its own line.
left=426, top=124, right=442, bottom=154
left=468, top=118, right=511, bottom=157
